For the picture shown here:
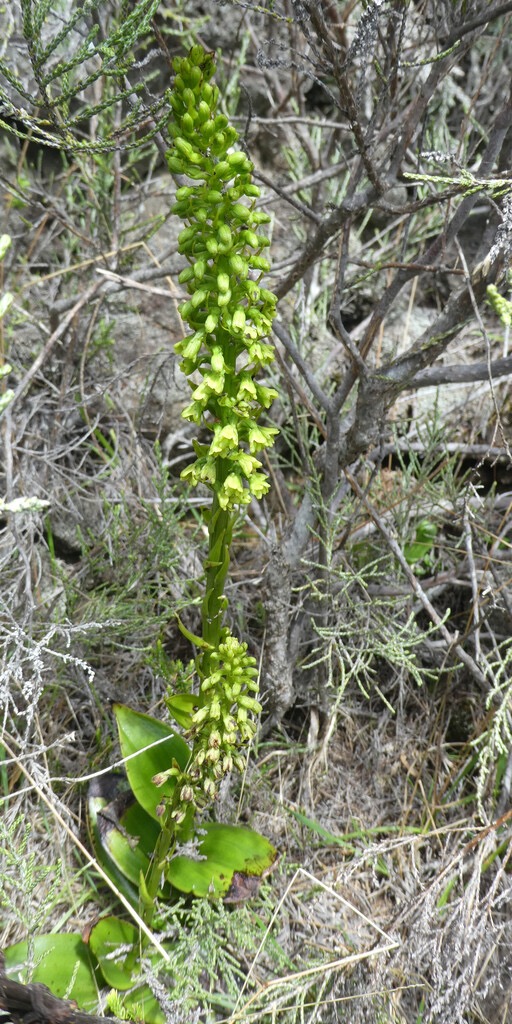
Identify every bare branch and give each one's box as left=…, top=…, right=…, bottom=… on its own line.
left=441, top=2, right=512, bottom=47
left=410, top=355, right=512, bottom=389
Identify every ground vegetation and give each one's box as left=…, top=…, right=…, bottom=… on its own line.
left=1, top=1, right=512, bottom=1022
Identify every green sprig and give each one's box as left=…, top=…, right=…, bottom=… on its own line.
left=487, top=281, right=512, bottom=327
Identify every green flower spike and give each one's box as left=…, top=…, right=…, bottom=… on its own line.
left=163, top=45, right=279, bottom=820
left=168, top=43, right=279, bottom=517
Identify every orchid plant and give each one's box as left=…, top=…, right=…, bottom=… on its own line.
left=161, top=40, right=279, bottom=821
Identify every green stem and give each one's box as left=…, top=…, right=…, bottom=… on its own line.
left=141, top=820, right=174, bottom=929
left=123, top=815, right=175, bottom=971
left=139, top=796, right=194, bottom=934
left=200, top=478, right=235, bottom=677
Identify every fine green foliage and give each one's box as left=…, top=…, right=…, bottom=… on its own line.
left=0, top=817, right=63, bottom=937
left=487, top=278, right=512, bottom=326
left=0, top=0, right=167, bottom=152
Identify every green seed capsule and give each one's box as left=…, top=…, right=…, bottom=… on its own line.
left=227, top=151, right=251, bottom=171
left=217, top=272, right=230, bottom=293
left=170, top=94, right=186, bottom=114
left=224, top=126, right=239, bottom=147
left=249, top=255, right=271, bottom=272
left=184, top=65, right=202, bottom=88
left=191, top=288, right=208, bottom=308
left=231, top=203, right=250, bottom=221
left=171, top=200, right=190, bottom=217
left=206, top=237, right=219, bottom=255
left=241, top=229, right=259, bottom=248
left=176, top=138, right=203, bottom=163
left=217, top=224, right=232, bottom=247
left=167, top=155, right=185, bottom=174
left=210, top=133, right=227, bottom=155
left=232, top=308, right=246, bottom=332
left=178, top=226, right=196, bottom=247
left=193, top=259, right=206, bottom=280
left=181, top=112, right=196, bottom=134
left=200, top=121, right=216, bottom=142
left=205, top=311, right=219, bottom=333
left=176, top=186, right=195, bottom=201
left=175, top=137, right=194, bottom=158
left=185, top=166, right=208, bottom=180
left=179, top=299, right=194, bottom=319
left=213, top=161, right=233, bottom=181
left=189, top=43, right=208, bottom=66
left=250, top=210, right=271, bottom=224
left=197, top=101, right=211, bottom=124
left=229, top=254, right=248, bottom=277
left=178, top=266, right=195, bottom=283
left=201, top=83, right=214, bottom=105
left=217, top=289, right=231, bottom=307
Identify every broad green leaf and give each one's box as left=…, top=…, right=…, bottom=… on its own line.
left=404, top=520, right=437, bottom=566
left=104, top=801, right=161, bottom=888
left=89, top=775, right=167, bottom=895
left=4, top=934, right=100, bottom=1012
left=114, top=704, right=190, bottom=820
left=168, top=856, right=230, bottom=897
left=121, top=985, right=166, bottom=1024
left=168, top=823, right=277, bottom=897
left=88, top=916, right=137, bottom=990
left=165, top=693, right=196, bottom=729
left=89, top=917, right=166, bottom=1023
left=114, top=801, right=161, bottom=880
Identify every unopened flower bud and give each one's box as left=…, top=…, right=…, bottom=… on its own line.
left=203, top=778, right=216, bottom=798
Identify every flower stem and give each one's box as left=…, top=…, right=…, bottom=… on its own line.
left=200, top=483, right=234, bottom=675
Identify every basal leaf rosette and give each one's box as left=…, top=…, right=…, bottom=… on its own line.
left=168, top=45, right=278, bottom=511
